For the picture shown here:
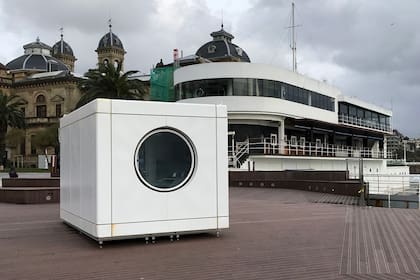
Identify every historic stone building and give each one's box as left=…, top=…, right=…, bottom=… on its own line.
left=0, top=25, right=126, bottom=167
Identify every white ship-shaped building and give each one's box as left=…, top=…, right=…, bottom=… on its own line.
left=153, top=26, right=406, bottom=179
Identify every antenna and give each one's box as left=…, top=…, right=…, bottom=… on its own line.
left=287, top=2, right=301, bottom=72
left=292, top=2, right=296, bottom=72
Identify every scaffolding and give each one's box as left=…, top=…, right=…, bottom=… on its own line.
left=150, top=66, right=175, bottom=102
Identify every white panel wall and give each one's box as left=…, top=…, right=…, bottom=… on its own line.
left=60, top=99, right=228, bottom=240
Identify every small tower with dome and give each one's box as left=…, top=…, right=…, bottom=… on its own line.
left=96, top=20, right=126, bottom=69
left=52, top=28, right=77, bottom=72
left=195, top=25, right=250, bottom=63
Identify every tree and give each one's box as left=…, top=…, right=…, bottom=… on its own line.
left=6, top=128, right=25, bottom=149
left=32, top=123, right=59, bottom=153
left=32, top=123, right=59, bottom=167
left=0, top=91, right=25, bottom=166
left=77, top=62, right=147, bottom=108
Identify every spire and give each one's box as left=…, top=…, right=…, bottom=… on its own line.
left=221, top=9, right=224, bottom=29
left=108, top=18, right=113, bottom=46
left=59, top=27, right=64, bottom=53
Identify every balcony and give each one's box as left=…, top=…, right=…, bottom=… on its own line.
left=26, top=117, right=59, bottom=125
left=229, top=137, right=391, bottom=168
left=338, top=114, right=391, bottom=133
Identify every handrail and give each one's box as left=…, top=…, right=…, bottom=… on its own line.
left=234, top=140, right=250, bottom=167
left=241, top=138, right=391, bottom=159
left=338, top=114, right=392, bottom=133
left=364, top=174, right=420, bottom=196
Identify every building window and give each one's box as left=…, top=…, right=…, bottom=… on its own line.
left=36, top=95, right=45, bottom=103
left=36, top=94, right=47, bottom=118
left=56, top=104, right=62, bottom=117
left=177, top=78, right=335, bottom=112
left=36, top=105, right=47, bottom=118
left=134, top=128, right=196, bottom=192
left=208, top=45, right=217, bottom=53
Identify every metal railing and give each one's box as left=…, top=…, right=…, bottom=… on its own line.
left=228, top=137, right=391, bottom=168
left=364, top=174, right=420, bottom=208
left=229, top=140, right=249, bottom=168
left=338, top=114, right=391, bottom=133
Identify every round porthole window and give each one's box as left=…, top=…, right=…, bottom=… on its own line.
left=134, top=128, right=196, bottom=192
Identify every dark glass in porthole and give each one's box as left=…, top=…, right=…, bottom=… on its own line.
left=136, top=131, right=194, bottom=190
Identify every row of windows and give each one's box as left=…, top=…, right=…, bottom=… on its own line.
left=338, top=102, right=390, bottom=125
left=20, top=94, right=63, bottom=118
left=175, top=78, right=335, bottom=112
left=20, top=104, right=62, bottom=118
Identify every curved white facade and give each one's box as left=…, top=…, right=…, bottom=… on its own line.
left=174, top=62, right=341, bottom=98
left=175, top=62, right=340, bottom=124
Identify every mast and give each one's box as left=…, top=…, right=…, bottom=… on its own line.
left=291, top=2, right=297, bottom=72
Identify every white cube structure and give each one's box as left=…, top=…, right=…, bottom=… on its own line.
left=59, top=99, right=228, bottom=241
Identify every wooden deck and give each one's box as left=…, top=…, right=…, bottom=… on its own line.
left=1, top=187, right=420, bottom=279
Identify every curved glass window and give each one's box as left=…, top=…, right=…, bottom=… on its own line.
left=134, top=128, right=195, bottom=192
left=338, top=102, right=391, bottom=132
left=176, top=78, right=334, bottom=111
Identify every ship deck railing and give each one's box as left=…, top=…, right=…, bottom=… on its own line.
left=338, top=114, right=392, bottom=133
left=229, top=138, right=392, bottom=167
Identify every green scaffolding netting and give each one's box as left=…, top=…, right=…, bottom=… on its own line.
left=150, top=66, right=175, bottom=102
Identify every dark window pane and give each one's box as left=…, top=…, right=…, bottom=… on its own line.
left=233, top=78, right=248, bottom=96
left=357, top=108, right=364, bottom=118
left=349, top=106, right=357, bottom=117
left=339, top=102, right=349, bottom=114
left=56, top=104, right=62, bottom=117
left=36, top=105, right=46, bottom=118
left=136, top=130, right=195, bottom=191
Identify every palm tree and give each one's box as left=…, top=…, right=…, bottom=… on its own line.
left=77, top=62, right=147, bottom=108
left=0, top=91, right=25, bottom=167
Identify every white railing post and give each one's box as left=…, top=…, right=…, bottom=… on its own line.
left=388, top=183, right=391, bottom=208
left=418, top=180, right=420, bottom=210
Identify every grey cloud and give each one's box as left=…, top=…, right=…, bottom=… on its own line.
left=234, top=0, right=420, bottom=136
left=1, top=0, right=419, bottom=136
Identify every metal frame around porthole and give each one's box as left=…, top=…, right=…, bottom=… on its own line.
left=134, top=127, right=196, bottom=192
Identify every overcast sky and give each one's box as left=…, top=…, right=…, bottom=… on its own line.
left=0, top=0, right=419, bottom=137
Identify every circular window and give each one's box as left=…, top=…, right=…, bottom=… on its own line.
left=134, top=128, right=195, bottom=192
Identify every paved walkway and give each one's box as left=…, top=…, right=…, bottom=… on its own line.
left=1, top=187, right=420, bottom=279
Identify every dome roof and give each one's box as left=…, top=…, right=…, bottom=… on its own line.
left=97, top=32, right=124, bottom=50
left=196, top=26, right=250, bottom=63
left=6, top=37, right=69, bottom=72
left=6, top=54, right=69, bottom=72
left=52, top=38, right=74, bottom=56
